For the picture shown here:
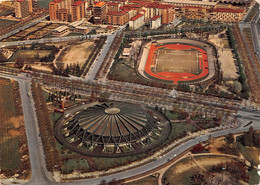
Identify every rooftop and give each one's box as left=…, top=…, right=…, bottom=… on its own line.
left=94, top=2, right=106, bottom=7
left=151, top=15, right=161, bottom=21
left=213, top=8, right=244, bottom=13
left=162, top=0, right=217, bottom=6
left=130, top=13, right=144, bottom=21
left=72, top=1, right=85, bottom=6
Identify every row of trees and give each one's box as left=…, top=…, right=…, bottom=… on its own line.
left=31, top=81, right=61, bottom=171
left=226, top=26, right=250, bottom=99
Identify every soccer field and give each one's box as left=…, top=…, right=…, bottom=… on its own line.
left=155, top=48, right=199, bottom=74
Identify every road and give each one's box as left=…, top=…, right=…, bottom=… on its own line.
left=0, top=72, right=259, bottom=185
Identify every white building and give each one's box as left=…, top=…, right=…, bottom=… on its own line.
left=129, top=14, right=145, bottom=30
left=150, top=15, right=161, bottom=29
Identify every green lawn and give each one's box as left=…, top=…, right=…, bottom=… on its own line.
left=62, top=158, right=89, bottom=174
left=165, top=110, right=179, bottom=120
left=248, top=168, right=259, bottom=185
left=237, top=141, right=259, bottom=166
left=169, top=122, right=198, bottom=141
left=93, top=154, right=145, bottom=170
left=0, top=137, right=20, bottom=171
left=0, top=18, right=18, bottom=29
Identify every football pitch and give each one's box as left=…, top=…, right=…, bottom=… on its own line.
left=155, top=48, right=200, bottom=74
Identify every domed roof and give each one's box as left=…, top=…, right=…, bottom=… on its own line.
left=54, top=102, right=171, bottom=157
left=66, top=102, right=157, bottom=145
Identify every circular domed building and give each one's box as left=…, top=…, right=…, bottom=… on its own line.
left=54, top=102, right=171, bottom=157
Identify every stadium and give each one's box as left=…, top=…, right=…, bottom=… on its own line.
left=138, top=39, right=217, bottom=84
left=54, top=102, right=171, bottom=157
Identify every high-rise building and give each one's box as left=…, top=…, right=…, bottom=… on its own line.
left=71, top=1, right=85, bottom=21
left=93, top=2, right=107, bottom=24
left=15, top=0, right=30, bottom=19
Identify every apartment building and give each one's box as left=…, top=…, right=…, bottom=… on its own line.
left=129, top=13, right=144, bottom=29
left=93, top=2, right=107, bottom=24
left=71, top=1, right=85, bottom=21
left=150, top=15, right=161, bottom=29
left=209, top=7, right=245, bottom=22
left=179, top=6, right=207, bottom=20
left=106, top=10, right=129, bottom=25
left=15, top=0, right=30, bottom=19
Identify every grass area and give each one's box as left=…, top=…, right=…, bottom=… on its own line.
left=37, top=0, right=53, bottom=9
left=93, top=154, right=146, bottom=171
left=0, top=78, right=20, bottom=171
left=66, top=32, right=84, bottom=37
left=0, top=18, right=18, bottom=29
left=168, top=122, right=198, bottom=141
left=51, top=112, right=63, bottom=124
left=42, top=90, right=49, bottom=102
left=0, top=137, right=20, bottom=171
left=62, top=158, right=90, bottom=174
left=109, top=59, right=148, bottom=84
left=165, top=110, right=179, bottom=120
left=9, top=49, right=52, bottom=62
left=126, top=175, right=159, bottom=185
left=248, top=168, right=259, bottom=185
left=237, top=140, right=259, bottom=166
left=162, top=155, right=237, bottom=185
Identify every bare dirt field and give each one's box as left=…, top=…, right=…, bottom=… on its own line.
left=9, top=50, right=51, bottom=62
left=56, top=41, right=94, bottom=69
left=156, top=49, right=199, bottom=73
left=208, top=32, right=238, bottom=81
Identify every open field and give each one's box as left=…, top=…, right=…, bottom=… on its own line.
left=37, top=0, right=53, bottom=9
left=144, top=43, right=209, bottom=84
left=162, top=155, right=237, bottom=185
left=3, top=22, right=61, bottom=41
left=9, top=49, right=52, bottom=62
left=0, top=78, right=30, bottom=178
left=126, top=175, right=158, bottom=185
left=156, top=49, right=199, bottom=73
left=56, top=41, right=94, bottom=69
left=0, top=18, right=17, bottom=29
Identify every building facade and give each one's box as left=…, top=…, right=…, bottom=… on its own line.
left=15, top=0, right=30, bottom=19
left=150, top=15, right=161, bottom=29
left=129, top=13, right=144, bottom=29
left=71, top=1, right=85, bottom=21
left=106, top=10, right=129, bottom=25
left=93, top=2, right=107, bottom=24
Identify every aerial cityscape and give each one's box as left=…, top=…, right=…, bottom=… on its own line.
left=0, top=0, right=259, bottom=184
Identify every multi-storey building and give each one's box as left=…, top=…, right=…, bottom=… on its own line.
left=107, top=2, right=120, bottom=12
left=56, top=9, right=69, bottom=21
left=93, top=2, right=107, bottom=24
left=71, top=1, right=85, bottom=21
left=129, top=13, right=144, bottom=29
left=179, top=6, right=207, bottom=20
left=106, top=10, right=129, bottom=25
left=209, top=7, right=245, bottom=22
left=150, top=15, right=161, bottom=29
left=15, top=0, right=30, bottom=19
left=145, top=2, right=175, bottom=24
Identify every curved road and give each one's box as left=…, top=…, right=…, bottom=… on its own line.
left=0, top=73, right=259, bottom=185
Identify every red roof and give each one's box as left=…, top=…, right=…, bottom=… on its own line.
left=111, top=0, right=127, bottom=2
left=151, top=15, right=161, bottom=21
left=72, top=1, right=84, bottom=6
left=106, top=25, right=114, bottom=30
left=107, top=2, right=119, bottom=6
left=146, top=2, right=174, bottom=9
left=130, top=13, right=143, bottom=21
left=213, top=8, right=244, bottom=13
left=107, top=10, right=129, bottom=15
left=94, top=2, right=106, bottom=7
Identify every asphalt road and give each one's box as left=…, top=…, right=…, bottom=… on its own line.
left=0, top=72, right=259, bottom=185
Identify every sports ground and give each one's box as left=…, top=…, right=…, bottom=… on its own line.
left=144, top=43, right=209, bottom=84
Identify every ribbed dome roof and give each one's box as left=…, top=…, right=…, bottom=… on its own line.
left=66, top=102, right=157, bottom=146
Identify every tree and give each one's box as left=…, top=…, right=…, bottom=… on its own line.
left=225, top=133, right=234, bottom=144
left=232, top=81, right=242, bottom=93
left=191, top=143, right=205, bottom=153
